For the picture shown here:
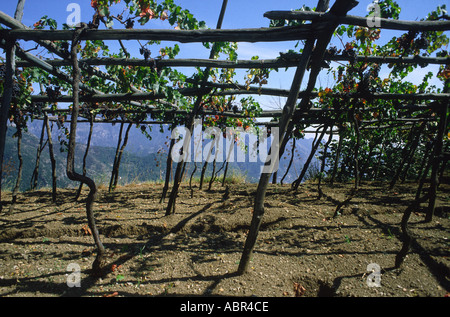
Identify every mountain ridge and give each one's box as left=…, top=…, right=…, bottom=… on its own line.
left=2, top=120, right=318, bottom=191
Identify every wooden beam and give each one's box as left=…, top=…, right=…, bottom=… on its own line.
left=2, top=41, right=151, bottom=108
left=27, top=87, right=211, bottom=103
left=27, top=86, right=450, bottom=103
left=16, top=54, right=450, bottom=69
left=198, top=80, right=450, bottom=101
left=32, top=105, right=328, bottom=118
left=0, top=10, right=136, bottom=88
left=1, top=24, right=326, bottom=43
left=264, top=10, right=450, bottom=31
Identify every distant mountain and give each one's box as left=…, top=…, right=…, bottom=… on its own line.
left=26, top=119, right=171, bottom=157
left=2, top=124, right=164, bottom=191
left=2, top=120, right=320, bottom=191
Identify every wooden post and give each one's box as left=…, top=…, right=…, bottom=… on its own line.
left=425, top=101, right=448, bottom=222
left=0, top=0, right=25, bottom=212
left=318, top=126, right=334, bottom=199
left=292, top=125, right=328, bottom=190
left=44, top=114, right=57, bottom=203
left=75, top=113, right=94, bottom=200
left=160, top=124, right=176, bottom=203
left=0, top=39, right=15, bottom=212
left=13, top=0, right=26, bottom=22
left=30, top=119, right=47, bottom=191
left=166, top=0, right=229, bottom=215
left=109, top=122, right=125, bottom=192
left=389, top=124, right=417, bottom=189
left=280, top=137, right=296, bottom=185
left=237, top=0, right=336, bottom=275
left=112, top=123, right=132, bottom=190
left=353, top=112, right=361, bottom=190
left=7, top=119, right=23, bottom=215
left=237, top=0, right=358, bottom=275
left=330, top=124, right=344, bottom=184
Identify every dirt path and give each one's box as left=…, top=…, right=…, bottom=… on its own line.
left=0, top=181, right=448, bottom=297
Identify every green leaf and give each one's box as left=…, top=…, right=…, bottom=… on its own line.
left=116, top=274, right=125, bottom=281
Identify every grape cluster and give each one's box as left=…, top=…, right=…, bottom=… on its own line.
left=342, top=46, right=356, bottom=64
left=60, top=41, right=70, bottom=56
left=396, top=31, right=431, bottom=57
left=325, top=46, right=339, bottom=59
left=148, top=58, right=161, bottom=76
left=1, top=65, right=22, bottom=97
left=357, top=71, right=371, bottom=93
left=397, top=30, right=417, bottom=51
left=222, top=98, right=239, bottom=113
left=46, top=85, right=62, bottom=100
left=139, top=47, right=162, bottom=75
left=140, top=47, right=151, bottom=61
left=87, top=10, right=101, bottom=30
left=415, top=33, right=430, bottom=50
left=12, top=81, right=21, bottom=97
left=0, top=64, right=6, bottom=78
left=125, top=18, right=134, bottom=29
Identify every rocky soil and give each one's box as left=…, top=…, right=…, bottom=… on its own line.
left=0, top=180, right=448, bottom=298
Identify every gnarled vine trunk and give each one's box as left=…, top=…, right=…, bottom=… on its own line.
left=75, top=113, right=94, bottom=200
left=67, top=26, right=106, bottom=277
left=292, top=125, right=327, bottom=190
left=160, top=135, right=175, bottom=203
left=44, top=114, right=57, bottom=203
left=109, top=122, right=132, bottom=192
left=7, top=124, right=22, bottom=215
left=318, top=125, right=334, bottom=199
left=30, top=119, right=47, bottom=191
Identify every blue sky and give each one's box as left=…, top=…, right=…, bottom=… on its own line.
left=2, top=0, right=447, bottom=30
left=1, top=0, right=448, bottom=110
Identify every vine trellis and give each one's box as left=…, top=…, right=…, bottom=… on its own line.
left=0, top=0, right=449, bottom=277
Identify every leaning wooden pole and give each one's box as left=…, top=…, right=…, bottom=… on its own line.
left=7, top=122, right=23, bottom=215
left=238, top=0, right=358, bottom=275
left=0, top=40, right=15, bottom=212
left=237, top=35, right=315, bottom=274
left=66, top=25, right=106, bottom=277
left=425, top=86, right=449, bottom=222
left=160, top=126, right=176, bottom=203
left=75, top=113, right=94, bottom=201
left=44, top=114, right=57, bottom=203
left=165, top=0, right=229, bottom=215
left=292, top=125, right=327, bottom=190
left=0, top=0, right=24, bottom=212
left=30, top=118, right=47, bottom=191
left=109, top=122, right=125, bottom=192
left=112, top=123, right=132, bottom=190
left=318, top=125, right=334, bottom=199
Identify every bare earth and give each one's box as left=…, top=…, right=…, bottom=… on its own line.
left=0, top=180, right=449, bottom=298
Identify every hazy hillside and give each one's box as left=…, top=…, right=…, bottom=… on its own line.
left=27, top=119, right=170, bottom=157
left=2, top=125, right=164, bottom=191
left=2, top=120, right=319, bottom=191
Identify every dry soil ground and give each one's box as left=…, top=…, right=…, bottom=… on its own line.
left=0, top=180, right=449, bottom=298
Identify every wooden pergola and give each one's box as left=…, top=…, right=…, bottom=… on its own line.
left=0, top=0, right=448, bottom=277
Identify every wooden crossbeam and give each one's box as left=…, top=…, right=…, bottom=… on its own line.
left=27, top=87, right=210, bottom=103
left=264, top=10, right=450, bottom=31
left=15, top=54, right=450, bottom=69
left=27, top=90, right=450, bottom=103
left=1, top=24, right=324, bottom=42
